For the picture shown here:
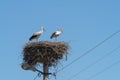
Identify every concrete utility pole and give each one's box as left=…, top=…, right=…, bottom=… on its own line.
left=43, top=63, right=49, bottom=80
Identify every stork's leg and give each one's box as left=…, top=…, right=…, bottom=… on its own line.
left=36, top=38, right=39, bottom=42
left=56, top=37, right=58, bottom=42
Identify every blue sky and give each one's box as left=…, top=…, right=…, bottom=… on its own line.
left=0, top=0, right=120, bottom=80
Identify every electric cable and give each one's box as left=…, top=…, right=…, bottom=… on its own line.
left=57, top=30, right=120, bottom=72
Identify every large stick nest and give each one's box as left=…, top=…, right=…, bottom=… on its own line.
left=22, top=41, right=69, bottom=67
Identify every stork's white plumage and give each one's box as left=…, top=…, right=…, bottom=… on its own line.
left=50, top=28, right=63, bottom=41
left=29, top=27, right=45, bottom=41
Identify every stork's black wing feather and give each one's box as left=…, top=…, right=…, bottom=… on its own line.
left=50, top=32, right=56, bottom=39
left=29, top=34, right=38, bottom=41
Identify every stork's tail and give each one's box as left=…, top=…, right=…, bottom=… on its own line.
left=50, top=36, right=53, bottom=39
left=29, top=37, right=32, bottom=41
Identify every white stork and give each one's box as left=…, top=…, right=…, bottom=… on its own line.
left=50, top=28, right=63, bottom=41
left=29, top=27, right=45, bottom=41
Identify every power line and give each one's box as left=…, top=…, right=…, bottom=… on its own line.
left=84, top=59, right=120, bottom=80
left=67, top=45, right=120, bottom=80
left=57, top=30, right=120, bottom=72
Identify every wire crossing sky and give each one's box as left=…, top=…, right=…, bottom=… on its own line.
left=67, top=44, right=120, bottom=80
left=57, top=30, right=120, bottom=72
left=84, top=60, right=120, bottom=80
left=0, top=0, right=120, bottom=80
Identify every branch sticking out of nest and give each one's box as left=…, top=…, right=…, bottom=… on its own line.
left=22, top=41, right=69, bottom=67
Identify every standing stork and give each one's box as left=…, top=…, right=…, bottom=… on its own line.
left=29, top=27, right=45, bottom=41
left=50, top=28, right=63, bottom=41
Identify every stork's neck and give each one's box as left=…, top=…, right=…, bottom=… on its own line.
left=40, top=28, right=44, bottom=33
left=58, top=29, right=62, bottom=33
